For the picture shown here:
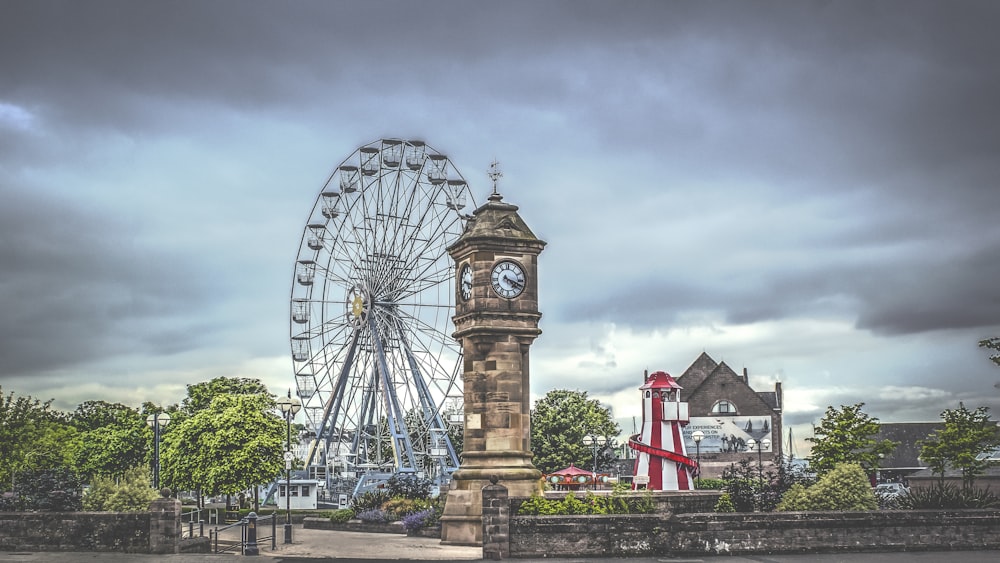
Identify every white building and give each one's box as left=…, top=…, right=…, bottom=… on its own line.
left=276, top=478, right=320, bottom=510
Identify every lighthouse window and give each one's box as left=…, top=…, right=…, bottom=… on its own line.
left=712, top=400, right=737, bottom=415
left=652, top=391, right=660, bottom=399
left=645, top=391, right=651, bottom=398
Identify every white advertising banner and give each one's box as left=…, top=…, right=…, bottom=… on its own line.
left=682, top=416, right=773, bottom=453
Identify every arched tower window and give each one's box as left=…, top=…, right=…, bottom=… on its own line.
left=712, top=400, right=737, bottom=415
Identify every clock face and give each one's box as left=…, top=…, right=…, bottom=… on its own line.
left=490, top=260, right=526, bottom=299
left=459, top=264, right=472, bottom=301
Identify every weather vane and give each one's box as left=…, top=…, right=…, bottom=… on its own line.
left=488, top=159, right=503, bottom=196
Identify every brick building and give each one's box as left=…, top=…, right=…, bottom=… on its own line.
left=674, top=352, right=784, bottom=479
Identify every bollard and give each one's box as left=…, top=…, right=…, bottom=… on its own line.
left=245, top=512, right=260, bottom=556
left=271, top=513, right=277, bottom=550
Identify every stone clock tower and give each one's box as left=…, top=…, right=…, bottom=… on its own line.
left=439, top=173, right=546, bottom=546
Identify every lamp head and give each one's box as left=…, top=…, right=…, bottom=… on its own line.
left=692, top=430, right=704, bottom=443
left=276, top=395, right=293, bottom=415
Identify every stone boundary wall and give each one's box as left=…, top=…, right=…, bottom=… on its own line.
left=0, top=512, right=151, bottom=553
left=507, top=509, right=1000, bottom=558
left=0, top=496, right=185, bottom=554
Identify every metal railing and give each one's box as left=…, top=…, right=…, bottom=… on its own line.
left=209, top=512, right=278, bottom=555
left=181, top=508, right=206, bottom=539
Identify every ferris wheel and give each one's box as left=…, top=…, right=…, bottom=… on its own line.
left=289, top=138, right=473, bottom=483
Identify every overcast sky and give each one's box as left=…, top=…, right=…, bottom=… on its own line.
left=2, top=0, right=999, bottom=455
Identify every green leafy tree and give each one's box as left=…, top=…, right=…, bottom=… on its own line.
left=919, top=403, right=1000, bottom=491
left=82, top=466, right=158, bottom=511
left=776, top=462, right=877, bottom=511
left=11, top=467, right=83, bottom=511
left=72, top=401, right=149, bottom=479
left=807, top=403, right=897, bottom=477
left=160, top=394, right=284, bottom=498
left=180, top=377, right=273, bottom=415
left=530, top=389, right=620, bottom=474
left=0, top=387, right=79, bottom=490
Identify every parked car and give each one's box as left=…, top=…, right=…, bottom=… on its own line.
left=874, top=482, right=909, bottom=499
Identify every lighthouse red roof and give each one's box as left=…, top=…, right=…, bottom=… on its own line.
left=640, top=370, right=682, bottom=390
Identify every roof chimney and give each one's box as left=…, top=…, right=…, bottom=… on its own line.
left=743, top=367, right=749, bottom=383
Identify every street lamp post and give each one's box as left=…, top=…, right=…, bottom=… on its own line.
left=746, top=437, right=771, bottom=482
left=692, top=430, right=704, bottom=487
left=146, top=412, right=171, bottom=491
left=277, top=394, right=302, bottom=544
left=582, top=434, right=607, bottom=489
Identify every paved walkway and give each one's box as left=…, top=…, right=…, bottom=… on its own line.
left=0, top=526, right=481, bottom=562
left=259, top=526, right=481, bottom=560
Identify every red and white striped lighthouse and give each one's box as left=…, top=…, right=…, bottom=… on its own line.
left=628, top=370, right=697, bottom=490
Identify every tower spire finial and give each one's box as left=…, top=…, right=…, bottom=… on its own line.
left=488, top=159, right=503, bottom=200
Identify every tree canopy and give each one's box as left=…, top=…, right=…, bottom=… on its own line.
left=180, top=376, right=273, bottom=415
left=530, top=389, right=620, bottom=474
left=72, top=401, right=150, bottom=479
left=919, top=403, right=1000, bottom=490
left=807, top=403, right=897, bottom=476
left=160, top=393, right=284, bottom=496
left=0, top=386, right=79, bottom=490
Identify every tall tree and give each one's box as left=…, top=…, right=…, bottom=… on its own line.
left=0, top=387, right=78, bottom=490
left=530, top=389, right=620, bottom=474
left=180, top=377, right=273, bottom=415
left=807, top=403, right=897, bottom=477
left=919, top=403, right=1000, bottom=490
left=72, top=401, right=150, bottom=479
left=160, top=394, right=284, bottom=498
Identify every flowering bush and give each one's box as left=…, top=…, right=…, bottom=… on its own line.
left=382, top=496, right=431, bottom=520
left=355, top=508, right=388, bottom=523
left=400, top=508, right=435, bottom=532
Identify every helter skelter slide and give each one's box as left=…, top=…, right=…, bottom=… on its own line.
left=628, top=370, right=698, bottom=490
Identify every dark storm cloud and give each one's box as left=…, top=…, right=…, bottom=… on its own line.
left=0, top=186, right=213, bottom=376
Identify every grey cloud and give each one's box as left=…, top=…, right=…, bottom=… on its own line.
left=0, top=187, right=213, bottom=377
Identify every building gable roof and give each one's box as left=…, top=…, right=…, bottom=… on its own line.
left=675, top=351, right=718, bottom=391
left=684, top=356, right=779, bottom=415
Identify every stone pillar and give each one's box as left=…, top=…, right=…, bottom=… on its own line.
left=481, top=477, right=510, bottom=560
left=148, top=491, right=182, bottom=554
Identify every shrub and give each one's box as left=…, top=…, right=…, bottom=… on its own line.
left=696, top=478, right=726, bottom=490
left=776, top=463, right=876, bottom=511
left=356, top=508, right=388, bottom=523
left=330, top=508, right=355, bottom=523
left=384, top=474, right=431, bottom=500
left=14, top=467, right=82, bottom=511
left=382, top=496, right=432, bottom=520
left=518, top=494, right=561, bottom=515
left=352, top=489, right=391, bottom=512
left=714, top=492, right=735, bottom=512
left=83, top=467, right=157, bottom=512
left=517, top=490, right=654, bottom=516
left=897, top=484, right=1000, bottom=509
left=775, top=483, right=808, bottom=511
left=400, top=508, right=435, bottom=532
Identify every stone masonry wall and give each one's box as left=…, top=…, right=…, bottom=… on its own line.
left=0, top=512, right=151, bottom=552
left=508, top=509, right=1000, bottom=558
